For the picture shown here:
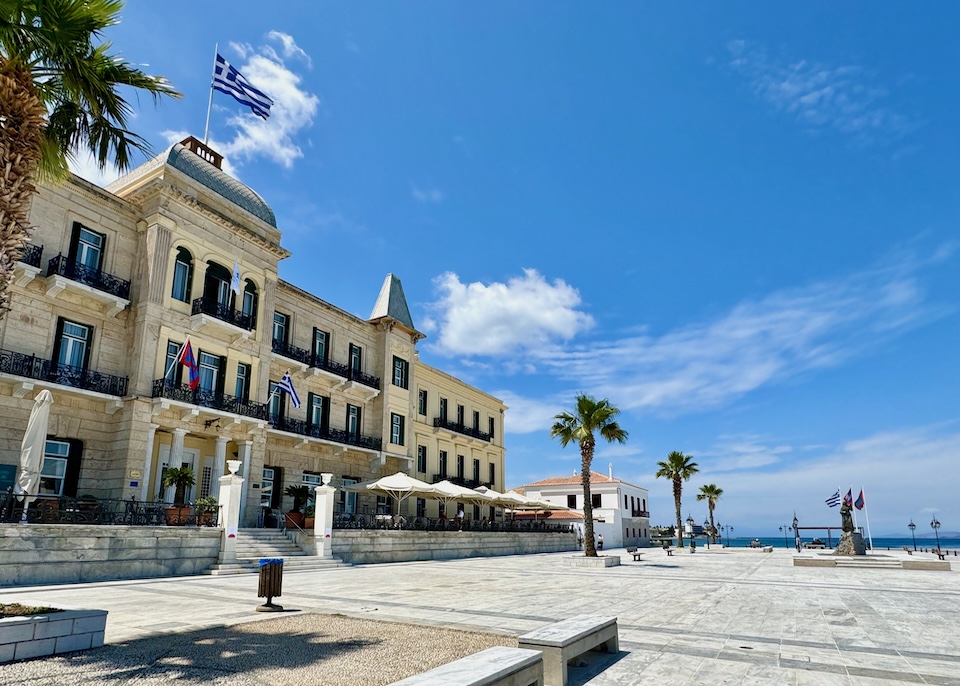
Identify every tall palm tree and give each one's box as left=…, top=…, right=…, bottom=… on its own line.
left=0, top=0, right=180, bottom=316
left=697, top=483, right=723, bottom=544
left=550, top=394, right=628, bottom=557
left=655, top=451, right=699, bottom=548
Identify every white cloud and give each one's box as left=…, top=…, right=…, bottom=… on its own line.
left=726, top=41, right=911, bottom=142
left=210, top=33, right=319, bottom=169
left=411, top=184, right=444, bottom=204
left=68, top=150, right=123, bottom=187
left=496, top=390, right=563, bottom=435
left=426, top=269, right=594, bottom=356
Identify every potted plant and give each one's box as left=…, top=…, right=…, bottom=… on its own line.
left=303, top=503, right=315, bottom=530
left=161, top=466, right=195, bottom=526
left=194, top=496, right=219, bottom=526
left=284, top=484, right=310, bottom=528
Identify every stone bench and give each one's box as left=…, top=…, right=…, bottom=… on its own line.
left=625, top=547, right=643, bottom=561
left=518, top=615, right=618, bottom=686
left=388, top=646, right=544, bottom=686
left=664, top=548, right=674, bottom=556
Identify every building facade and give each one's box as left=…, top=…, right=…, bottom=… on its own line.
left=0, top=137, right=506, bottom=526
left=519, top=470, right=651, bottom=548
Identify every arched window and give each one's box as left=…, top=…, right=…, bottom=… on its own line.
left=203, top=261, right=233, bottom=308
left=241, top=279, right=258, bottom=326
left=171, top=247, right=194, bottom=303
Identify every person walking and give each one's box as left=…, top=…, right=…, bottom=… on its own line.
left=597, top=533, right=604, bottom=551
left=456, top=507, right=465, bottom=531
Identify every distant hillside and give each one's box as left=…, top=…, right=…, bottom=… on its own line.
left=877, top=531, right=960, bottom=539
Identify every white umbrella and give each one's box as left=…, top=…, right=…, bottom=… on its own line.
left=354, top=472, right=439, bottom=512
left=13, top=390, right=53, bottom=524
left=432, top=480, right=495, bottom=506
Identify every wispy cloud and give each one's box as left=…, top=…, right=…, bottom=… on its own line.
left=411, top=184, right=444, bottom=205
left=726, top=40, right=912, bottom=142
left=68, top=149, right=123, bottom=187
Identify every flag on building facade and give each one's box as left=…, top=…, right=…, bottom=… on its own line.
left=231, top=258, right=241, bottom=295
left=278, top=371, right=301, bottom=409
left=842, top=489, right=853, bottom=507
left=212, top=54, right=273, bottom=120
left=825, top=489, right=841, bottom=507
left=180, top=340, right=200, bottom=390
left=854, top=490, right=865, bottom=510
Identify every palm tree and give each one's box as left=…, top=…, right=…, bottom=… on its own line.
left=697, top=483, right=723, bottom=544
left=0, top=0, right=180, bottom=316
left=550, top=394, right=628, bottom=557
left=655, top=451, right=699, bottom=548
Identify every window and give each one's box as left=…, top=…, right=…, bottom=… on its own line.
left=308, top=393, right=330, bottom=432
left=488, top=462, right=495, bottom=487
left=242, top=280, right=258, bottom=324
left=235, top=363, right=250, bottom=400
left=203, top=261, right=233, bottom=308
left=302, top=472, right=322, bottom=486
left=273, top=312, right=289, bottom=345
left=624, top=495, right=628, bottom=510
left=346, top=405, right=361, bottom=439
left=171, top=247, right=193, bottom=302
left=456, top=455, right=465, bottom=479
left=473, top=410, right=480, bottom=429
left=567, top=494, right=577, bottom=508
left=439, top=398, right=448, bottom=422
left=70, top=222, right=105, bottom=270
left=198, top=352, right=221, bottom=394
left=416, top=497, right=426, bottom=518
left=393, top=356, right=409, bottom=389
left=54, top=319, right=91, bottom=371
left=457, top=404, right=465, bottom=425
left=261, top=467, right=275, bottom=507
left=439, top=451, right=448, bottom=478
left=38, top=440, right=71, bottom=496
left=165, top=341, right=183, bottom=385
left=390, top=413, right=405, bottom=446
left=489, top=416, right=495, bottom=439
left=376, top=496, right=389, bottom=515
left=473, top=504, right=480, bottom=520
left=472, top=459, right=480, bottom=483
left=268, top=381, right=284, bottom=420
left=592, top=493, right=602, bottom=508
left=349, top=344, right=362, bottom=373
left=489, top=505, right=496, bottom=520
left=313, top=329, right=329, bottom=365
left=417, top=445, right=427, bottom=473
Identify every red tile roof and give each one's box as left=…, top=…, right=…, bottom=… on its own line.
left=520, top=471, right=624, bottom=488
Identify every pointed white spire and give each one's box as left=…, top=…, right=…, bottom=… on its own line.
left=370, top=273, right=415, bottom=330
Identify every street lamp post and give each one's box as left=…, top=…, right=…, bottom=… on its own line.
left=792, top=514, right=800, bottom=552
left=931, top=516, right=941, bottom=551
left=725, top=525, right=733, bottom=547
left=779, top=525, right=789, bottom=549
left=908, top=520, right=917, bottom=551
left=704, top=519, right=711, bottom=549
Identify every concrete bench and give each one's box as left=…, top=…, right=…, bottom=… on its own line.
left=518, top=615, right=618, bottom=686
left=625, top=547, right=643, bottom=561
left=388, top=646, right=544, bottom=686
left=664, top=548, right=674, bottom=556
left=903, top=546, right=913, bottom=555
left=935, top=550, right=946, bottom=561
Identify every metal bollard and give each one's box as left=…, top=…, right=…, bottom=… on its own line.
left=256, top=558, right=284, bottom=612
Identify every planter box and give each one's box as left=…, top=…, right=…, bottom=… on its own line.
left=563, top=555, right=621, bottom=568
left=0, top=609, right=107, bottom=663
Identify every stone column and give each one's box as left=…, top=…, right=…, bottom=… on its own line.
left=237, top=440, right=253, bottom=525
left=313, top=473, right=336, bottom=559
left=164, top=428, right=188, bottom=502
left=217, top=460, right=245, bottom=565
left=141, top=423, right=159, bottom=502
left=212, top=436, right=228, bottom=499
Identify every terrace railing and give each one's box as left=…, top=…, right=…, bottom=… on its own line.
left=0, top=349, right=128, bottom=396
left=433, top=418, right=492, bottom=442
left=191, top=297, right=255, bottom=331
left=48, top=254, right=131, bottom=300
left=152, top=379, right=269, bottom=420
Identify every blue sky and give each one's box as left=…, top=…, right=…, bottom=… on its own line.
left=78, top=3, right=959, bottom=537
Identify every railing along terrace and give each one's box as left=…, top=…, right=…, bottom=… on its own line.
left=270, top=416, right=383, bottom=451
left=631, top=509, right=650, bottom=518
left=0, top=492, right=219, bottom=527
left=432, top=418, right=492, bottom=442
left=348, top=367, right=380, bottom=390
left=0, top=349, right=128, bottom=395
left=272, top=338, right=312, bottom=365
left=152, top=379, right=269, bottom=420
left=191, top=297, right=255, bottom=330
left=310, top=355, right=350, bottom=378
left=331, top=512, right=573, bottom=533
left=48, top=254, right=131, bottom=300
left=18, top=243, right=42, bottom=267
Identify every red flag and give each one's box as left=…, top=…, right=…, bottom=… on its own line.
left=854, top=490, right=865, bottom=510
left=179, top=340, right=200, bottom=390
left=842, top=489, right=853, bottom=507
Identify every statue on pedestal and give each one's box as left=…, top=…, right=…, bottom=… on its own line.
left=834, top=501, right=866, bottom=556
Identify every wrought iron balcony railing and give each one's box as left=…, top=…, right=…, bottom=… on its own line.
left=152, top=379, right=268, bottom=420
left=310, top=354, right=350, bottom=378
left=270, top=415, right=382, bottom=451
left=271, top=338, right=312, bottom=365
left=349, top=368, right=381, bottom=390
left=191, top=297, right=255, bottom=331
left=631, top=509, right=650, bottom=518
left=432, top=418, right=492, bottom=442
left=18, top=243, right=42, bottom=268
left=0, top=349, right=127, bottom=395
left=47, top=254, right=131, bottom=300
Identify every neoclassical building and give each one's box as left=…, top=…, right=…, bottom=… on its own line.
left=0, top=137, right=506, bottom=526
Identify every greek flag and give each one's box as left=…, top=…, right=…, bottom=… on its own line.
left=212, top=54, right=273, bottom=120
left=825, top=490, right=841, bottom=508
left=278, top=371, right=301, bottom=409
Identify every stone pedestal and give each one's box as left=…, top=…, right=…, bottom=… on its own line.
left=217, top=461, right=244, bottom=564
left=313, top=474, right=336, bottom=559
left=834, top=531, right=867, bottom=555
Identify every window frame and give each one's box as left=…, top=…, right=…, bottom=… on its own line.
left=418, top=389, right=427, bottom=415
left=392, top=356, right=409, bottom=389
left=390, top=413, right=405, bottom=446
left=171, top=247, right=194, bottom=303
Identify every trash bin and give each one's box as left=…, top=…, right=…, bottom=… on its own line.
left=257, top=558, right=284, bottom=611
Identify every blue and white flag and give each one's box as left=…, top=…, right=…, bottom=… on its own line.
left=825, top=489, right=841, bottom=508
left=212, top=54, right=273, bottom=120
left=231, top=258, right=241, bottom=295
left=278, top=371, right=301, bottom=409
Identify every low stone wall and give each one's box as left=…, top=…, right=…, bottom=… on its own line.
left=0, top=525, right=221, bottom=587
left=324, top=530, right=577, bottom=565
left=0, top=609, right=106, bottom=662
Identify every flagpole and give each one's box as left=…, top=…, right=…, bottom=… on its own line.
left=861, top=486, right=874, bottom=551
left=162, top=339, right=189, bottom=382
left=203, top=43, right=218, bottom=144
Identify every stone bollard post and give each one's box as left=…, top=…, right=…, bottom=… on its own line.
left=218, top=459, right=245, bottom=564
left=313, top=473, right=336, bottom=558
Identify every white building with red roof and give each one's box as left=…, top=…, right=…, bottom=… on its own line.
left=517, top=468, right=651, bottom=548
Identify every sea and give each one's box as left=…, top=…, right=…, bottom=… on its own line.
left=718, top=536, right=957, bottom=552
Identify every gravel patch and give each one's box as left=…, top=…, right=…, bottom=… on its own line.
left=0, top=613, right=516, bottom=685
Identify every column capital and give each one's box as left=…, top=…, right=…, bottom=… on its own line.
left=172, top=428, right=189, bottom=438
left=215, top=435, right=229, bottom=446
left=148, top=423, right=160, bottom=432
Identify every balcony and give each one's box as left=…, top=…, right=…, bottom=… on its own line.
left=431, top=475, right=489, bottom=489
left=272, top=338, right=312, bottom=366
left=270, top=416, right=382, bottom=452
left=152, top=379, right=268, bottom=422
left=190, top=297, right=254, bottom=340
left=0, top=348, right=128, bottom=399
left=432, top=418, right=492, bottom=442
left=12, top=243, right=42, bottom=287
left=630, top=509, right=650, bottom=518
left=45, top=255, right=130, bottom=315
